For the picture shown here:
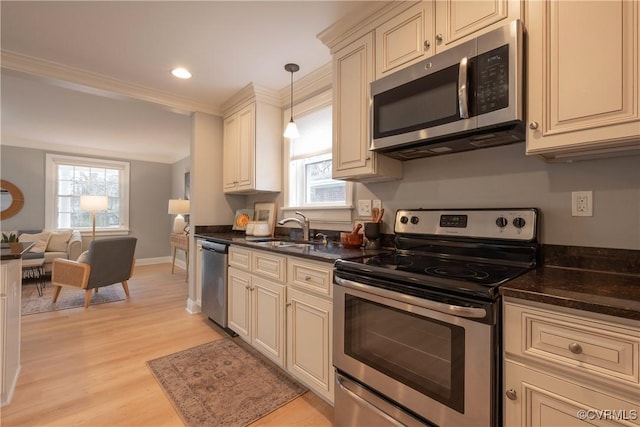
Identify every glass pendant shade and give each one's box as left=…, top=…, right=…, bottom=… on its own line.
left=284, top=118, right=300, bottom=139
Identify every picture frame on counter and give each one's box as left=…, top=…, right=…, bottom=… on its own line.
left=232, top=209, right=253, bottom=231
left=254, top=202, right=276, bottom=237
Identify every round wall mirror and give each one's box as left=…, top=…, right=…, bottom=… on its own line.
left=0, top=180, right=25, bottom=220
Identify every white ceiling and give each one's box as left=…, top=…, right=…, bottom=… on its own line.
left=1, top=1, right=377, bottom=163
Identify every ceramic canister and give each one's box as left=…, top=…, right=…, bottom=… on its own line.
left=253, top=221, right=271, bottom=237
left=245, top=221, right=256, bottom=236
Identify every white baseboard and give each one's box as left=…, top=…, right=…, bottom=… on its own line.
left=186, top=298, right=201, bottom=314
left=135, top=256, right=186, bottom=270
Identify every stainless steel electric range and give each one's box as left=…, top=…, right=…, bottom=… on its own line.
left=333, top=208, right=539, bottom=427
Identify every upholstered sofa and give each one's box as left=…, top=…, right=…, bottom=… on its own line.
left=13, top=229, right=83, bottom=273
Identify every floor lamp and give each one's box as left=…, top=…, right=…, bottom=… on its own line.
left=168, top=199, right=190, bottom=234
left=80, top=195, right=108, bottom=241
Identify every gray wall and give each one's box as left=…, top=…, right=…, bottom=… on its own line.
left=1, top=145, right=173, bottom=258
left=361, top=143, right=640, bottom=250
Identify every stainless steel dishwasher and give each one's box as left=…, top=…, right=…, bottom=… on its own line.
left=201, top=241, right=235, bottom=335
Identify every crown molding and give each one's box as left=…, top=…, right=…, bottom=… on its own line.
left=221, top=82, right=281, bottom=115
left=1, top=50, right=220, bottom=116
left=279, top=62, right=333, bottom=108
left=317, top=1, right=416, bottom=52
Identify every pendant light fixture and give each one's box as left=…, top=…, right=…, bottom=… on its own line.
left=283, top=63, right=300, bottom=139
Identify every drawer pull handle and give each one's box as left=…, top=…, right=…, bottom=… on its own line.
left=505, top=389, right=517, bottom=400
left=568, top=342, right=583, bottom=354
left=304, top=276, right=312, bottom=281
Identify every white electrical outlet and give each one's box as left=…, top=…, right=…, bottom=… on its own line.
left=357, top=199, right=372, bottom=216
left=572, top=191, right=593, bottom=217
left=372, top=199, right=382, bottom=211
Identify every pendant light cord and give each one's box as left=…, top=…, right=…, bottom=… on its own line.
left=289, top=69, right=294, bottom=121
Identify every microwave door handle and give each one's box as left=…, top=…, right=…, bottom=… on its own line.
left=458, top=56, right=469, bottom=119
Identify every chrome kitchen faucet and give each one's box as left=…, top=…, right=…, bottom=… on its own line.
left=278, top=211, right=310, bottom=241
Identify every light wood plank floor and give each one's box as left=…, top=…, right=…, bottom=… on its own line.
left=1, top=264, right=333, bottom=427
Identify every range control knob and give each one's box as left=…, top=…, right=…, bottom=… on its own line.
left=400, top=216, right=409, bottom=224
left=513, top=217, right=526, bottom=229
left=495, top=217, right=508, bottom=228
left=410, top=216, right=420, bottom=225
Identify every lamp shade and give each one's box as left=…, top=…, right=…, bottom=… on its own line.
left=80, top=195, right=108, bottom=212
left=168, top=199, right=190, bottom=215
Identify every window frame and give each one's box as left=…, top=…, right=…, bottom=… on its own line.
left=45, top=153, right=130, bottom=236
left=282, top=90, right=353, bottom=226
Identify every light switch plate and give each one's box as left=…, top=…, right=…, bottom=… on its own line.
left=357, top=200, right=372, bottom=216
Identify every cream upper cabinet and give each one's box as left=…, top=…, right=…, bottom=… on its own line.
left=376, top=0, right=520, bottom=79
left=375, top=1, right=435, bottom=78
left=526, top=0, right=640, bottom=161
left=332, top=31, right=403, bottom=182
left=434, top=0, right=522, bottom=53
left=222, top=84, right=282, bottom=194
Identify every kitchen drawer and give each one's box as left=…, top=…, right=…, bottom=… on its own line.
left=228, top=246, right=251, bottom=270
left=251, top=250, right=286, bottom=282
left=287, top=258, right=333, bottom=297
left=504, top=301, right=640, bottom=387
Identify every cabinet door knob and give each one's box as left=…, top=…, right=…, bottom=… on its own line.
left=286, top=302, right=292, bottom=307
left=505, top=389, right=518, bottom=400
left=436, top=33, right=443, bottom=43
left=529, top=121, right=539, bottom=130
left=424, top=40, right=431, bottom=50
left=568, top=342, right=583, bottom=354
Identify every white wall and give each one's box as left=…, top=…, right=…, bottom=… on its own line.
left=359, top=143, right=640, bottom=250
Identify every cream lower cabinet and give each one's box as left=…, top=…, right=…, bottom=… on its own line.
left=227, top=246, right=335, bottom=403
left=526, top=0, right=640, bottom=161
left=227, top=247, right=286, bottom=367
left=503, top=298, right=640, bottom=426
left=1, top=259, right=21, bottom=407
left=286, top=257, right=334, bottom=404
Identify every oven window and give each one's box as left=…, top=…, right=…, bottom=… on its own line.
left=344, top=295, right=465, bottom=413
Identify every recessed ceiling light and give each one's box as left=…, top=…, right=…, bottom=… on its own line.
left=171, top=67, right=192, bottom=79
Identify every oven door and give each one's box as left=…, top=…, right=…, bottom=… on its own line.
left=334, top=276, right=495, bottom=427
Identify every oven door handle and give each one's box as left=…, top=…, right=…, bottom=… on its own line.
left=335, top=276, right=487, bottom=319
left=336, top=373, right=406, bottom=427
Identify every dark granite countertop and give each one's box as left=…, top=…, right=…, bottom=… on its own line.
left=194, top=231, right=390, bottom=263
left=501, top=266, right=640, bottom=320
left=1, top=242, right=34, bottom=260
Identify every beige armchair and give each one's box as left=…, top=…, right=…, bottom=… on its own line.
left=52, top=237, right=137, bottom=308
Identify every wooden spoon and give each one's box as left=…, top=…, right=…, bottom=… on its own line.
left=352, top=223, right=362, bottom=235
left=375, top=208, right=385, bottom=223
left=371, top=207, right=379, bottom=222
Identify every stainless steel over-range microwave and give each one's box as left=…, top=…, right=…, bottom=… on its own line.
left=370, top=19, right=525, bottom=160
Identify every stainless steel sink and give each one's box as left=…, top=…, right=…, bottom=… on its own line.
left=253, top=240, right=315, bottom=249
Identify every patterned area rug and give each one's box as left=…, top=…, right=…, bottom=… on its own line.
left=21, top=281, right=126, bottom=315
left=147, top=338, right=307, bottom=427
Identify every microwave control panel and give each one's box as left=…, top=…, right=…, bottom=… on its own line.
left=474, top=44, right=509, bottom=115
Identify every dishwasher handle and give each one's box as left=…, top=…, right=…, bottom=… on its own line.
left=201, top=241, right=229, bottom=253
